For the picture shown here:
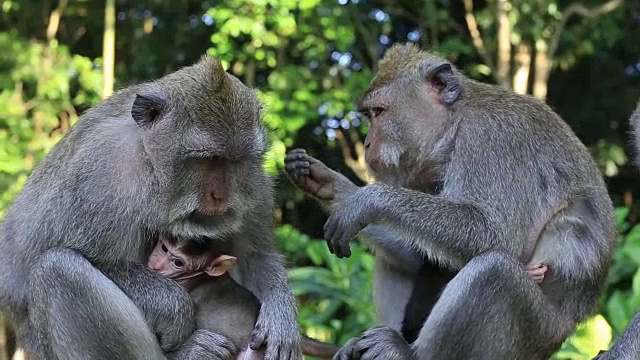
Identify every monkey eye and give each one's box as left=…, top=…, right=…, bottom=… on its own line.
left=370, top=107, right=385, bottom=118
left=172, top=259, right=185, bottom=269
left=161, top=244, right=168, bottom=253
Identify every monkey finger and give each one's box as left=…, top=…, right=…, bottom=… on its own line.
left=332, top=231, right=348, bottom=258
left=526, top=265, right=548, bottom=276
left=338, top=234, right=352, bottom=258
left=249, top=328, right=267, bottom=350
left=285, top=150, right=310, bottom=163
left=287, top=347, right=303, bottom=360
left=263, top=345, right=281, bottom=360
left=324, top=218, right=338, bottom=246
left=334, top=339, right=362, bottom=360
left=284, top=161, right=309, bottom=174
left=297, top=168, right=310, bottom=177
left=288, top=148, right=307, bottom=155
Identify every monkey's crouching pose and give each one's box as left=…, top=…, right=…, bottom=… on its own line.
left=146, top=236, right=340, bottom=360
left=286, top=43, right=616, bottom=360
left=0, top=55, right=302, bottom=360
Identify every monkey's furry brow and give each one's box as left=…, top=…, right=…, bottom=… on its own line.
left=361, top=43, right=454, bottom=99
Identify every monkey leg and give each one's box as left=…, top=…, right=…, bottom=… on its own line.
left=412, top=250, right=573, bottom=360
left=29, top=247, right=165, bottom=360
left=371, top=257, right=416, bottom=331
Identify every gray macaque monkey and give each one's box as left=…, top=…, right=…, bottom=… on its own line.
left=285, top=43, right=616, bottom=360
left=147, top=236, right=340, bottom=360
left=592, top=100, right=640, bottom=360
left=0, top=55, right=301, bottom=360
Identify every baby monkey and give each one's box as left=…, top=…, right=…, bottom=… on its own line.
left=148, top=237, right=339, bottom=360
left=148, top=236, right=262, bottom=360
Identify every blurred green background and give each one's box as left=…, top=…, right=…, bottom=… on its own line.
left=1, top=0, right=640, bottom=359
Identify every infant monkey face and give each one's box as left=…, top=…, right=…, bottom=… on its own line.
left=147, top=238, right=192, bottom=278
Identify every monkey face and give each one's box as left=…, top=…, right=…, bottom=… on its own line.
left=147, top=238, right=193, bottom=278
left=129, top=56, right=269, bottom=236
left=356, top=43, right=463, bottom=187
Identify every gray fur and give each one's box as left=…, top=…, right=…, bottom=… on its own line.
left=191, top=276, right=262, bottom=359
left=187, top=271, right=338, bottom=359
left=0, top=55, right=300, bottom=359
left=285, top=43, right=616, bottom=359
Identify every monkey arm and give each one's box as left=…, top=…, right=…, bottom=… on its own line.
left=240, top=250, right=302, bottom=360
left=232, top=214, right=302, bottom=360
left=324, top=182, right=503, bottom=264
left=359, top=224, right=423, bottom=270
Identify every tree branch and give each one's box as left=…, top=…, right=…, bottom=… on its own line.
left=46, top=0, right=68, bottom=41
left=349, top=10, right=379, bottom=68
left=463, top=0, right=495, bottom=75
left=548, top=0, right=623, bottom=59
left=495, top=0, right=512, bottom=88
left=335, top=128, right=372, bottom=184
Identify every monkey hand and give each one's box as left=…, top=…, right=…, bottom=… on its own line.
left=167, top=329, right=236, bottom=360
left=333, top=325, right=414, bottom=360
left=250, top=307, right=303, bottom=360
left=285, top=148, right=357, bottom=201
left=324, top=184, right=378, bottom=258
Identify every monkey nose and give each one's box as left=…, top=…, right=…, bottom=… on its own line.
left=202, top=195, right=229, bottom=216
left=147, top=259, right=163, bottom=271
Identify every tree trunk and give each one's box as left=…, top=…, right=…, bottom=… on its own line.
left=495, top=0, right=512, bottom=88
left=512, top=42, right=531, bottom=95
left=102, top=0, right=116, bottom=99
left=532, top=40, right=550, bottom=99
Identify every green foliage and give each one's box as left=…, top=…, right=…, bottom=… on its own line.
left=276, top=225, right=375, bottom=344
left=0, top=30, right=101, bottom=216
left=553, top=315, right=612, bottom=359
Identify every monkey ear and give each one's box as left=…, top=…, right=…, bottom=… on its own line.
left=131, top=94, right=165, bottom=126
left=427, top=63, right=461, bottom=105
left=200, top=55, right=226, bottom=87
left=204, top=255, right=237, bottom=277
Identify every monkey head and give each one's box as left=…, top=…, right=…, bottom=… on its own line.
left=357, top=43, right=463, bottom=188
left=148, top=236, right=237, bottom=283
left=127, top=55, right=269, bottom=237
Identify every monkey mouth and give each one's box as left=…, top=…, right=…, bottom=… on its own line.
left=366, top=158, right=388, bottom=173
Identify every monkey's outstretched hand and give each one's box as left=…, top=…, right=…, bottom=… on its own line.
left=284, top=148, right=357, bottom=201
left=332, top=325, right=413, bottom=360
left=324, top=184, right=380, bottom=258
left=249, top=309, right=302, bottom=360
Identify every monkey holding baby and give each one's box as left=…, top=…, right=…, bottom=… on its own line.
left=286, top=43, right=616, bottom=359
left=0, top=55, right=303, bottom=359
left=143, top=235, right=339, bottom=360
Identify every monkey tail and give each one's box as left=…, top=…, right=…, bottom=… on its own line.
left=301, top=335, right=340, bottom=359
